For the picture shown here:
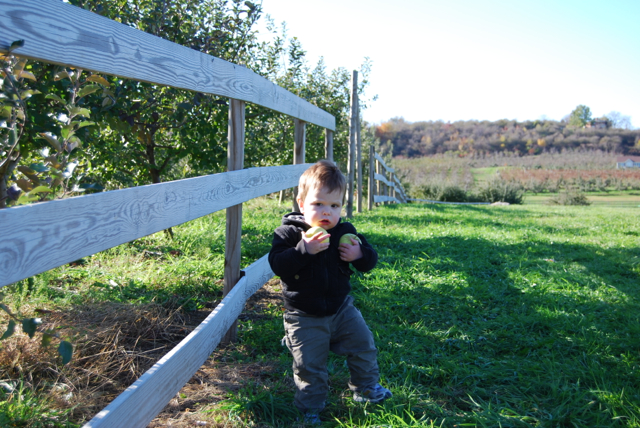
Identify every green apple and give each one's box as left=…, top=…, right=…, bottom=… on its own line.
left=305, top=226, right=329, bottom=243
left=339, top=233, right=361, bottom=245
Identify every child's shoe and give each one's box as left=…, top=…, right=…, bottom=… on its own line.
left=302, top=411, right=322, bottom=425
left=353, top=384, right=392, bottom=404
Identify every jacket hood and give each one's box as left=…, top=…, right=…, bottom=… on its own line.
left=282, top=212, right=342, bottom=231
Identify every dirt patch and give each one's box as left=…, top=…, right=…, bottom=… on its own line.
left=148, top=278, right=286, bottom=427
left=0, top=279, right=285, bottom=426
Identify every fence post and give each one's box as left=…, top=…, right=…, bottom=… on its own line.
left=222, top=98, right=245, bottom=344
left=375, top=158, right=381, bottom=204
left=368, top=145, right=374, bottom=210
left=346, top=70, right=357, bottom=218
left=384, top=166, right=389, bottom=205
left=325, top=129, right=334, bottom=162
left=292, top=119, right=306, bottom=212
left=356, top=98, right=362, bottom=213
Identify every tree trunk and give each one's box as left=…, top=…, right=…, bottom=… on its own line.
left=144, top=131, right=173, bottom=238
left=0, top=153, right=21, bottom=209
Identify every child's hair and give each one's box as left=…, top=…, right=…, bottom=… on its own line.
left=298, top=160, right=346, bottom=203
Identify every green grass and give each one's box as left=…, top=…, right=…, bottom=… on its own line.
left=209, top=201, right=640, bottom=427
left=524, top=190, right=640, bottom=207
left=0, top=381, right=78, bottom=428
left=2, top=198, right=640, bottom=427
left=349, top=203, right=640, bottom=427
left=471, top=167, right=502, bottom=185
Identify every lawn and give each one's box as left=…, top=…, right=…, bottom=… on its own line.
left=1, top=199, right=639, bottom=427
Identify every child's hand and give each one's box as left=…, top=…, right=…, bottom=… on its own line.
left=303, top=231, right=331, bottom=255
left=338, top=237, right=363, bottom=262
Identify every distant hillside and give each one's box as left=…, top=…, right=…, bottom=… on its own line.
left=374, top=118, right=640, bottom=158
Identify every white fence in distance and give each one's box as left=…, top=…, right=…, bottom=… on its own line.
left=370, top=151, right=407, bottom=205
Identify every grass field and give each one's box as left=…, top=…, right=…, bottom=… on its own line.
left=1, top=198, right=640, bottom=427
left=471, top=167, right=502, bottom=185
left=524, top=191, right=640, bottom=207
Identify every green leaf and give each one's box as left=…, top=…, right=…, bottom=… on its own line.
left=86, top=75, right=110, bottom=86
left=75, top=120, right=95, bottom=129
left=0, top=320, right=16, bottom=341
left=8, top=40, right=24, bottom=53
left=0, top=105, right=12, bottom=119
left=45, top=94, right=66, bottom=104
left=19, top=71, right=37, bottom=82
left=16, top=193, right=39, bottom=205
left=8, top=127, right=17, bottom=146
left=58, top=341, right=73, bottom=365
left=54, top=71, right=70, bottom=81
left=16, top=178, right=34, bottom=192
left=38, top=132, right=62, bottom=151
left=20, top=89, right=40, bottom=98
left=30, top=186, right=53, bottom=194
left=60, top=124, right=73, bottom=140
left=22, top=318, right=42, bottom=338
left=68, top=106, right=91, bottom=118
left=66, top=135, right=82, bottom=152
left=28, top=163, right=49, bottom=173
left=42, top=331, right=54, bottom=347
left=77, top=84, right=101, bottom=98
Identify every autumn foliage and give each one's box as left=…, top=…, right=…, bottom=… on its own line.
left=376, top=118, right=640, bottom=158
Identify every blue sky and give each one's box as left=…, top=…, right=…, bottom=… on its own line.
left=257, top=0, right=640, bottom=128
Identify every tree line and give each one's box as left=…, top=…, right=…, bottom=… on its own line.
left=375, top=111, right=640, bottom=159
left=1, top=0, right=372, bottom=208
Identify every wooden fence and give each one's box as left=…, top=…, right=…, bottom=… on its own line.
left=0, top=1, right=336, bottom=426
left=368, top=150, right=407, bottom=207
left=344, top=71, right=407, bottom=215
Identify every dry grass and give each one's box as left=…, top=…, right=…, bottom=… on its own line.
left=0, top=301, right=204, bottom=422
left=149, top=279, right=287, bottom=427
left=0, top=279, right=286, bottom=426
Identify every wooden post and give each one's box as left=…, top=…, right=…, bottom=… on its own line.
left=385, top=169, right=390, bottom=204
left=222, top=98, right=245, bottom=345
left=356, top=98, right=362, bottom=213
left=375, top=158, right=381, bottom=204
left=368, top=145, right=374, bottom=210
left=293, top=118, right=306, bottom=212
left=346, top=70, right=357, bottom=218
left=325, top=129, right=334, bottom=162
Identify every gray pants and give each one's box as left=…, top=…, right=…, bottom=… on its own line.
left=283, top=295, right=380, bottom=413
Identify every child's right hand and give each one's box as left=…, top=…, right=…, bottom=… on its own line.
left=302, top=231, right=331, bottom=255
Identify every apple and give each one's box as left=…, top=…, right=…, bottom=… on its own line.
left=305, top=226, right=329, bottom=243
left=339, top=233, right=361, bottom=245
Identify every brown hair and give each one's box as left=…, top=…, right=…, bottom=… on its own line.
left=297, top=160, right=346, bottom=204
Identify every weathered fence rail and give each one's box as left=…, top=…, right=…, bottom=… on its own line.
left=0, top=0, right=334, bottom=129
left=0, top=164, right=310, bottom=286
left=0, top=1, right=336, bottom=426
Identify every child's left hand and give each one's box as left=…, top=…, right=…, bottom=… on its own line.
left=338, top=237, right=363, bottom=262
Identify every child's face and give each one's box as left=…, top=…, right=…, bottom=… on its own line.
left=298, top=186, right=343, bottom=230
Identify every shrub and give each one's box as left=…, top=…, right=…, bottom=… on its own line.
left=414, top=183, right=468, bottom=202
left=478, top=178, right=525, bottom=204
left=547, top=191, right=591, bottom=206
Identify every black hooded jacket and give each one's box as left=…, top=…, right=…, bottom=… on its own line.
left=268, top=213, right=378, bottom=316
